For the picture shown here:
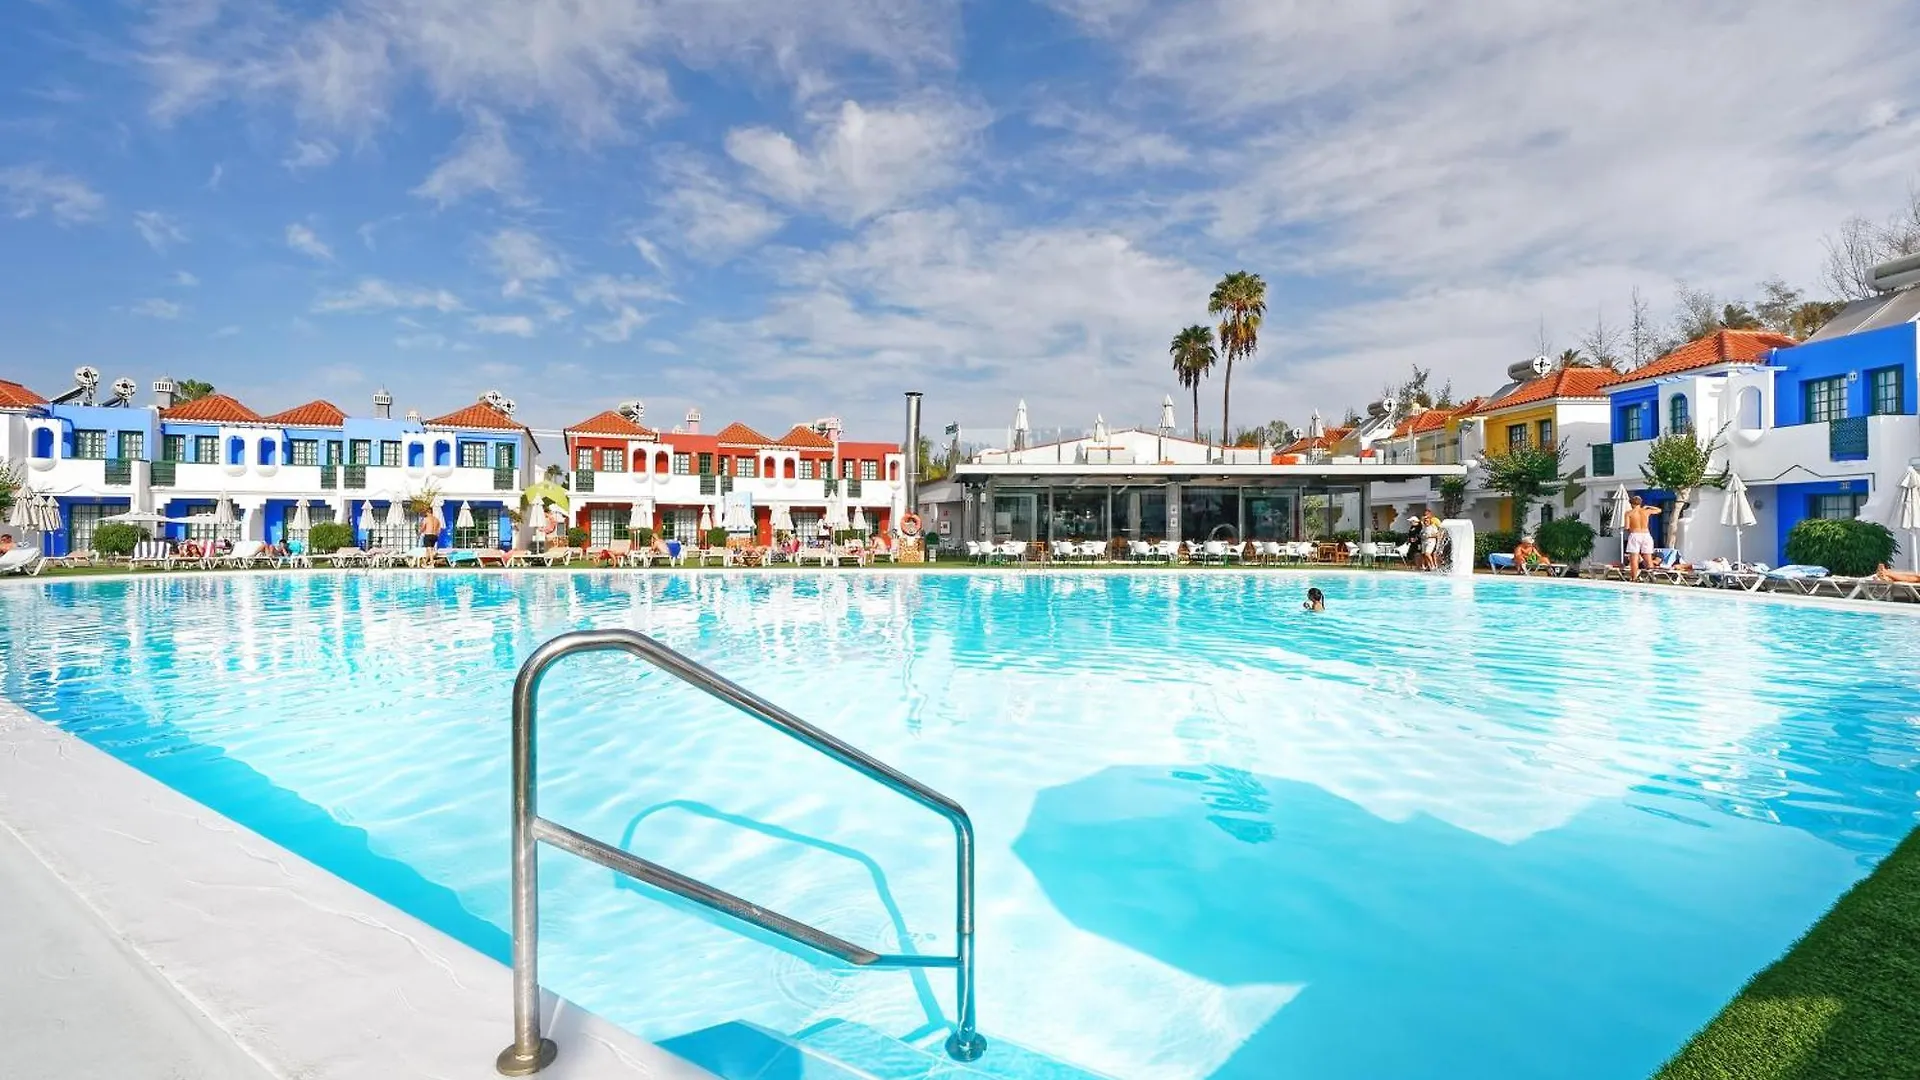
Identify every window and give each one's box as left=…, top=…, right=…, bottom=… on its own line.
left=226, top=436, right=245, bottom=465
left=1622, top=404, right=1648, bottom=442
left=455, top=511, right=500, bottom=549
left=68, top=503, right=116, bottom=554
left=1536, top=419, right=1553, bottom=447
left=588, top=508, right=620, bottom=548
left=575, top=447, right=594, bottom=471
left=1803, top=375, right=1848, bottom=424
left=195, top=435, right=217, bottom=464
left=433, top=440, right=451, bottom=467
left=664, top=509, right=701, bottom=543
left=1539, top=505, right=1554, bottom=524
left=791, top=510, right=823, bottom=539
left=1869, top=366, right=1903, bottom=415
left=163, top=435, right=186, bottom=462
left=799, top=460, right=816, bottom=480
left=31, top=427, right=54, bottom=458
left=350, top=439, right=372, bottom=465
left=697, top=453, right=714, bottom=475
left=73, top=430, right=107, bottom=459
left=861, top=460, right=878, bottom=481
left=496, top=443, right=516, bottom=469
left=672, top=453, right=691, bottom=475
left=407, top=442, right=425, bottom=468
left=258, top=439, right=278, bottom=466
left=737, top=456, right=757, bottom=478
left=459, top=441, right=488, bottom=469
left=1506, top=424, right=1527, bottom=451
left=379, top=440, right=401, bottom=468
left=290, top=439, right=320, bottom=466
left=1810, top=492, right=1866, bottom=520
left=326, top=440, right=344, bottom=466
left=599, top=447, right=625, bottom=472
left=1669, top=394, right=1691, bottom=434
left=716, top=456, right=730, bottom=476
left=117, top=431, right=145, bottom=460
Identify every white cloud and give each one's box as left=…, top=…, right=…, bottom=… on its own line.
left=653, top=157, right=784, bottom=258
left=133, top=210, right=188, bottom=252
left=586, top=305, right=649, bottom=343
left=285, top=222, right=334, bottom=261
left=205, top=163, right=223, bottom=190
left=314, top=278, right=462, bottom=314
left=629, top=233, right=667, bottom=273
left=212, top=324, right=240, bottom=337
left=131, top=297, right=183, bottom=319
left=1029, top=103, right=1190, bottom=172
left=396, top=332, right=450, bottom=350
left=0, top=164, right=104, bottom=223
left=173, top=270, right=200, bottom=287
left=470, top=313, right=537, bottom=337
left=283, top=138, right=339, bottom=171
left=484, top=228, right=564, bottom=296
left=412, top=109, right=523, bottom=207
left=725, top=97, right=987, bottom=222
left=573, top=274, right=673, bottom=309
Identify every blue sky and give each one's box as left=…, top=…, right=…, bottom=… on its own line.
left=4, top=1, right=1919, bottom=439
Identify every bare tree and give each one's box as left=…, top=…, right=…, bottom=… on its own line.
left=1820, top=186, right=1920, bottom=299
left=1672, top=281, right=1722, bottom=344
left=1532, top=318, right=1553, bottom=360
left=1626, top=286, right=1659, bottom=369
left=1577, top=308, right=1623, bottom=370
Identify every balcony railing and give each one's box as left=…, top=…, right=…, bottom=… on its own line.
left=1591, top=443, right=1615, bottom=477
left=104, top=458, right=135, bottom=486
left=343, top=464, right=367, bottom=489
left=824, top=477, right=839, bottom=496
left=699, top=475, right=716, bottom=496
left=320, top=465, right=338, bottom=490
left=573, top=470, right=595, bottom=493
left=1829, top=416, right=1869, bottom=461
left=848, top=478, right=864, bottom=498
left=150, top=460, right=177, bottom=487
left=494, top=466, right=517, bottom=491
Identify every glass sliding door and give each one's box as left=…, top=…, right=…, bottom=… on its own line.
left=1049, top=487, right=1109, bottom=540
left=1180, top=487, right=1242, bottom=541
left=991, top=493, right=1039, bottom=542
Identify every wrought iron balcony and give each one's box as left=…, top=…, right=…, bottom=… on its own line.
left=343, top=464, right=368, bottom=489
left=1591, top=443, right=1615, bottom=477
left=150, top=460, right=177, bottom=487
left=319, top=465, right=338, bottom=490
left=494, top=465, right=516, bottom=491
left=103, top=458, right=135, bottom=486
left=1829, top=416, right=1869, bottom=461
left=573, top=470, right=595, bottom=493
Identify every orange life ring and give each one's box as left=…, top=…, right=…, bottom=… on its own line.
left=899, top=512, right=923, bottom=538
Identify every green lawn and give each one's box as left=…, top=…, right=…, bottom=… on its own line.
left=1655, top=827, right=1920, bottom=1080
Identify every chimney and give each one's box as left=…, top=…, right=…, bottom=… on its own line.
left=904, top=392, right=923, bottom=512
left=151, top=376, right=175, bottom=411
left=373, top=387, right=393, bottom=420
left=684, top=407, right=701, bottom=435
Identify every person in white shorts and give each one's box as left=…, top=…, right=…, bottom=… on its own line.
left=1623, top=495, right=1661, bottom=580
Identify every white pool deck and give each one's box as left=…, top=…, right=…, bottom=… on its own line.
left=1, top=566, right=1909, bottom=1079
left=0, top=700, right=716, bottom=1080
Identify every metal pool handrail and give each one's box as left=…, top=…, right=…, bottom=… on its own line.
left=496, top=628, right=986, bottom=1076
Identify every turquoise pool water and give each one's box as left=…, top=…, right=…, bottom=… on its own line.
left=2, top=571, right=1917, bottom=1079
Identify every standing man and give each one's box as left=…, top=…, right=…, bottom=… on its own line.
left=1420, top=509, right=1443, bottom=571
left=418, top=504, right=442, bottom=551
left=1623, top=495, right=1661, bottom=580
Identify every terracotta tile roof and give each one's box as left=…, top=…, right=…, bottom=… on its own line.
left=713, top=421, right=771, bottom=446
left=776, top=424, right=835, bottom=449
left=1610, top=329, right=1798, bottom=385
left=160, top=393, right=265, bottom=423
left=566, top=410, right=657, bottom=438
left=1475, top=367, right=1615, bottom=414
left=1279, top=425, right=1354, bottom=454
left=0, top=378, right=47, bottom=409
left=1389, top=407, right=1461, bottom=438
left=425, top=400, right=523, bottom=431
left=264, top=400, right=347, bottom=427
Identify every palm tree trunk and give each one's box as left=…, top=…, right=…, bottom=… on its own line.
left=1221, top=354, right=1234, bottom=445
left=1192, top=384, right=1201, bottom=442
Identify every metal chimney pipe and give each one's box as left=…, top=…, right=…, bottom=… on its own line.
left=904, top=392, right=923, bottom=515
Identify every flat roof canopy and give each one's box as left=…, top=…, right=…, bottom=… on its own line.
left=951, top=461, right=1466, bottom=485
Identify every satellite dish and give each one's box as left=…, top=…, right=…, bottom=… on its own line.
left=617, top=399, right=646, bottom=422
left=500, top=397, right=517, bottom=415
left=111, top=377, right=138, bottom=402
left=1531, top=354, right=1553, bottom=375
left=74, top=365, right=100, bottom=388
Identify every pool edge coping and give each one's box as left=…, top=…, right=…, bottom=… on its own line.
left=0, top=699, right=718, bottom=1080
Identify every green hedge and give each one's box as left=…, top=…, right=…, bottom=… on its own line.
left=1474, top=529, right=1522, bottom=564
left=92, top=522, right=149, bottom=557
left=1784, top=518, right=1897, bottom=576
left=307, top=521, right=355, bottom=553
left=565, top=527, right=588, bottom=549
left=1537, top=518, right=1597, bottom=565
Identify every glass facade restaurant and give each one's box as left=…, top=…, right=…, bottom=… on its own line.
left=970, top=481, right=1366, bottom=543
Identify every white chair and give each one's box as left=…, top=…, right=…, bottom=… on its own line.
left=0, top=548, right=44, bottom=576
left=1050, top=539, right=1076, bottom=564
left=1078, top=540, right=1105, bottom=562
left=965, top=540, right=984, bottom=564
left=1201, top=540, right=1228, bottom=565
left=1256, top=541, right=1282, bottom=565
left=1128, top=540, right=1153, bottom=563
left=1153, top=540, right=1180, bottom=564
left=1375, top=543, right=1408, bottom=566
left=1358, top=542, right=1378, bottom=565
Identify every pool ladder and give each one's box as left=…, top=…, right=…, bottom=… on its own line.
left=495, top=628, right=985, bottom=1075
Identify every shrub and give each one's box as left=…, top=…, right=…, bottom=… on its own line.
left=1473, top=529, right=1522, bottom=564
left=634, top=527, right=655, bottom=547
left=1437, top=476, right=1468, bottom=519
left=93, top=522, right=148, bottom=557
left=1784, top=518, right=1897, bottom=576
left=1537, top=518, right=1597, bottom=566
left=307, top=521, right=355, bottom=553
left=705, top=527, right=729, bottom=548
left=565, top=527, right=588, bottom=549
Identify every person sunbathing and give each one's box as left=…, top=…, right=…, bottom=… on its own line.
left=1875, top=564, right=1920, bottom=583
left=1512, top=536, right=1550, bottom=570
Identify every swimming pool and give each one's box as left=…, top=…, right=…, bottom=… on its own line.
left=2, top=571, right=1916, bottom=1079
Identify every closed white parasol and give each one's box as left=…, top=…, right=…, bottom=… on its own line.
left=1719, top=473, right=1756, bottom=565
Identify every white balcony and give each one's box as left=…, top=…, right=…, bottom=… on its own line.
left=567, top=471, right=903, bottom=509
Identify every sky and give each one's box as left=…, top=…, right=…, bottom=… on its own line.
left=4, top=1, right=1919, bottom=441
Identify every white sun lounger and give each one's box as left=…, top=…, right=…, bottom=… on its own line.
left=0, top=548, right=45, bottom=576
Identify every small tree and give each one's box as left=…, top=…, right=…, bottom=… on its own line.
left=0, top=462, right=21, bottom=520
left=93, top=523, right=149, bottom=557
left=1437, top=476, right=1468, bottom=519
left=1480, top=443, right=1565, bottom=532
left=1640, top=426, right=1730, bottom=555
left=307, top=521, right=355, bottom=553
left=1537, top=517, right=1597, bottom=566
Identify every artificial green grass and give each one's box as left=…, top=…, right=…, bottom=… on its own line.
left=1654, top=827, right=1920, bottom=1080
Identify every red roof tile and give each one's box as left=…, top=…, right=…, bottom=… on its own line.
left=566, top=410, right=657, bottom=438
left=0, top=378, right=47, bottom=409
left=1610, top=330, right=1798, bottom=384
left=1475, top=367, right=1615, bottom=414
left=714, top=421, right=771, bottom=446
left=775, top=424, right=835, bottom=449
left=1279, top=425, right=1354, bottom=454
left=425, top=400, right=523, bottom=431
left=160, top=393, right=264, bottom=423
left=264, top=400, right=347, bottom=427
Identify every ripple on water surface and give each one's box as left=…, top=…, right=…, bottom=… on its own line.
left=2, top=571, right=1918, bottom=1080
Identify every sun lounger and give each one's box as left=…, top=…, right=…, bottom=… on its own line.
left=57, top=549, right=98, bottom=569
left=320, top=547, right=368, bottom=567
left=795, top=546, right=837, bottom=567
left=0, top=549, right=45, bottom=576
left=129, top=540, right=173, bottom=571
left=1763, top=565, right=1829, bottom=594
left=502, top=548, right=532, bottom=567
left=223, top=540, right=270, bottom=568
left=592, top=539, right=633, bottom=565
left=472, top=549, right=507, bottom=567
left=540, top=545, right=579, bottom=567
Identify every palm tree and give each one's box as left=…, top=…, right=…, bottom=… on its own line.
left=1169, top=325, right=1217, bottom=441
left=1207, top=271, right=1267, bottom=440
left=175, top=379, right=215, bottom=402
